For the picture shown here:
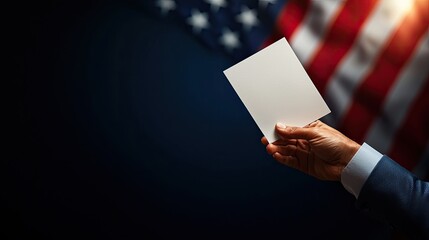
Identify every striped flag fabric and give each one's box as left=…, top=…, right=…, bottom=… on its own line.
left=141, top=0, right=429, bottom=177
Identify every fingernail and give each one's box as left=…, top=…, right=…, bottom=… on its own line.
left=276, top=123, right=286, bottom=129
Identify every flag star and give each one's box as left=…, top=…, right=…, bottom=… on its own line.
left=259, top=0, right=276, bottom=8
left=236, top=7, right=259, bottom=30
left=205, top=0, right=227, bottom=12
left=187, top=10, right=210, bottom=32
left=157, top=0, right=176, bottom=15
left=220, top=29, right=240, bottom=51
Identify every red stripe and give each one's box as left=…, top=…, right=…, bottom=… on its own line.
left=261, top=0, right=311, bottom=48
left=388, top=76, right=429, bottom=170
left=338, top=0, right=429, bottom=143
left=305, top=0, right=378, bottom=93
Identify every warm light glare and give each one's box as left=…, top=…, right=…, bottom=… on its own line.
left=388, top=0, right=414, bottom=18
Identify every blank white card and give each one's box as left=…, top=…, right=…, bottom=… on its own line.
left=223, top=38, right=330, bottom=143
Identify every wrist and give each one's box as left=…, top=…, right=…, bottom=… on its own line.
left=346, top=140, right=361, bottom=164
left=338, top=140, right=361, bottom=179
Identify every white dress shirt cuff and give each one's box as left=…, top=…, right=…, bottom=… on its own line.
left=340, top=143, right=383, bottom=198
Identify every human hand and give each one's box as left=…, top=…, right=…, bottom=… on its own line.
left=261, top=120, right=360, bottom=181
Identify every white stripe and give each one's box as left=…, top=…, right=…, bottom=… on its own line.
left=323, top=0, right=413, bottom=127
left=290, top=0, right=343, bottom=65
left=365, top=32, right=429, bottom=153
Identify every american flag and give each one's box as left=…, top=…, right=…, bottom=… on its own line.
left=141, top=0, right=429, bottom=178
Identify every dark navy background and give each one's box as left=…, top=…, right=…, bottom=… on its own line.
left=8, top=1, right=390, bottom=239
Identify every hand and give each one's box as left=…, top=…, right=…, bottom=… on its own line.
left=261, top=120, right=360, bottom=181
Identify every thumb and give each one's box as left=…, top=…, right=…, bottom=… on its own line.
left=276, top=123, right=316, bottom=140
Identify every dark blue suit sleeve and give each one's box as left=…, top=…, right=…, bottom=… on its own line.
left=356, top=156, right=429, bottom=239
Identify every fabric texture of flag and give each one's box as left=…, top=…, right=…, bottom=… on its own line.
left=139, top=0, right=429, bottom=178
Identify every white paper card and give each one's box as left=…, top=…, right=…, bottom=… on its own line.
left=223, top=38, right=330, bottom=143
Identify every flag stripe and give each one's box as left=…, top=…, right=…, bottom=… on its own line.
left=388, top=76, right=429, bottom=170
left=277, top=0, right=311, bottom=40
left=262, top=0, right=311, bottom=48
left=365, top=32, right=429, bottom=154
left=323, top=0, right=412, bottom=126
left=305, top=0, right=378, bottom=93
left=290, top=0, right=344, bottom=65
left=338, top=0, right=429, bottom=143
